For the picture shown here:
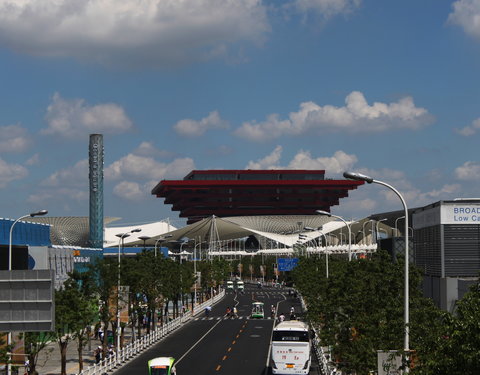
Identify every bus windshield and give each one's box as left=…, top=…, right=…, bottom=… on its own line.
left=272, top=330, right=309, bottom=342
left=150, top=367, right=169, bottom=375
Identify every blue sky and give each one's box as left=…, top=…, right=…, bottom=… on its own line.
left=1, top=0, right=480, bottom=227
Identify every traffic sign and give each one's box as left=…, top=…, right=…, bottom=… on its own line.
left=277, top=258, right=299, bottom=271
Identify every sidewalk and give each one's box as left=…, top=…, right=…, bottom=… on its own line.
left=34, top=327, right=140, bottom=375
left=34, top=335, right=103, bottom=375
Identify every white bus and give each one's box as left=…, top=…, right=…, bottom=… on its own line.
left=270, top=320, right=311, bottom=374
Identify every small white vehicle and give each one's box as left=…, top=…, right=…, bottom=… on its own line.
left=226, top=280, right=234, bottom=290
left=236, top=280, right=244, bottom=291
left=148, top=357, right=176, bottom=375
left=270, top=320, right=311, bottom=374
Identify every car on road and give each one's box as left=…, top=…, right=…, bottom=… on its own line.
left=251, top=301, right=264, bottom=319
left=148, top=357, right=177, bottom=375
left=227, top=280, right=234, bottom=290
left=236, top=280, right=244, bottom=291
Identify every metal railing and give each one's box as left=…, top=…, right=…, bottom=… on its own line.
left=78, top=290, right=225, bottom=375
left=297, top=292, right=338, bottom=375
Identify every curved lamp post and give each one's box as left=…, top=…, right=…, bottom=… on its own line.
left=395, top=216, right=405, bottom=237
left=154, top=234, right=173, bottom=257
left=305, top=226, right=330, bottom=278
left=9, top=210, right=48, bottom=270
left=116, top=228, right=141, bottom=354
left=316, top=210, right=352, bottom=261
left=344, top=171, right=410, bottom=371
left=376, top=218, right=388, bottom=242
left=362, top=219, right=374, bottom=245
left=138, top=235, right=151, bottom=251
left=8, top=210, right=47, bottom=375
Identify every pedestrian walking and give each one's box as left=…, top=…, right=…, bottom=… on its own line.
left=98, top=324, right=104, bottom=343
left=271, top=305, right=276, bottom=318
left=94, top=346, right=103, bottom=364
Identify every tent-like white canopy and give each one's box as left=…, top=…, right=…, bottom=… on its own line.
left=124, top=215, right=367, bottom=248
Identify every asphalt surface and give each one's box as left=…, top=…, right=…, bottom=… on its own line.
left=114, top=284, right=309, bottom=375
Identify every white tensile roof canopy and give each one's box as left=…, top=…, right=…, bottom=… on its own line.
left=124, top=215, right=372, bottom=248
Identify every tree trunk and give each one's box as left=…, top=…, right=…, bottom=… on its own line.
left=77, top=335, right=85, bottom=372
left=146, top=311, right=151, bottom=335
left=137, top=313, right=142, bottom=338
left=59, top=341, right=68, bottom=375
left=28, top=353, right=36, bottom=375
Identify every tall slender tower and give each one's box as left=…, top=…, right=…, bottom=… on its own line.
left=89, top=134, right=104, bottom=249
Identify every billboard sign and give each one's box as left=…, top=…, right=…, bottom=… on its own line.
left=277, top=258, right=299, bottom=272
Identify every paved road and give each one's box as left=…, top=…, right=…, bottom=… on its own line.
left=114, top=284, right=307, bottom=375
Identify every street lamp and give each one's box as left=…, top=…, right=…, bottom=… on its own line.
left=362, top=219, right=374, bottom=245
left=395, top=216, right=405, bottom=237
left=193, top=241, right=202, bottom=312
left=316, top=210, right=352, bottom=261
left=116, top=228, right=141, bottom=354
left=138, top=235, right=151, bottom=251
left=376, top=218, right=388, bottom=242
left=8, top=210, right=47, bottom=375
left=305, top=226, right=329, bottom=278
left=154, top=235, right=173, bottom=257
left=9, top=210, right=48, bottom=270
left=179, top=239, right=193, bottom=264
left=344, top=171, right=410, bottom=371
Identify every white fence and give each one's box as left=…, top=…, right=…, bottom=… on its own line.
left=78, top=290, right=225, bottom=375
left=298, top=292, right=338, bottom=375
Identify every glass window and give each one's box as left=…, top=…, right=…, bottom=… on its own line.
left=151, top=367, right=169, bottom=375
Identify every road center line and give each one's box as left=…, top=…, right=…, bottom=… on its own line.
left=175, top=317, right=224, bottom=365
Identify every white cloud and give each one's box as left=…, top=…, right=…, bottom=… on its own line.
left=448, top=0, right=480, bottom=40
left=0, top=158, right=28, bottom=188
left=292, top=0, right=361, bottom=19
left=113, top=181, right=145, bottom=201
left=456, top=118, right=480, bottom=136
left=40, top=160, right=88, bottom=187
left=133, top=142, right=174, bottom=158
left=287, top=150, right=357, bottom=173
left=28, top=159, right=89, bottom=210
left=337, top=167, right=461, bottom=219
left=245, top=145, right=283, bottom=169
left=25, top=153, right=40, bottom=166
left=0, top=0, right=269, bottom=67
left=174, top=111, right=229, bottom=137
left=245, top=146, right=357, bottom=173
left=454, top=161, right=480, bottom=180
left=42, top=93, right=134, bottom=139
left=234, top=91, right=433, bottom=141
left=27, top=187, right=88, bottom=206
left=0, top=124, right=31, bottom=153
left=105, top=153, right=195, bottom=181
left=107, top=150, right=195, bottom=200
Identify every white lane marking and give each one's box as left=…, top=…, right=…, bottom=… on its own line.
left=175, top=318, right=224, bottom=365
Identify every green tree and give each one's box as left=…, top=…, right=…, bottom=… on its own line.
left=413, top=281, right=480, bottom=375
left=292, top=250, right=445, bottom=374
left=86, top=257, right=118, bottom=356
left=55, top=275, right=98, bottom=375
left=23, top=332, right=54, bottom=375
